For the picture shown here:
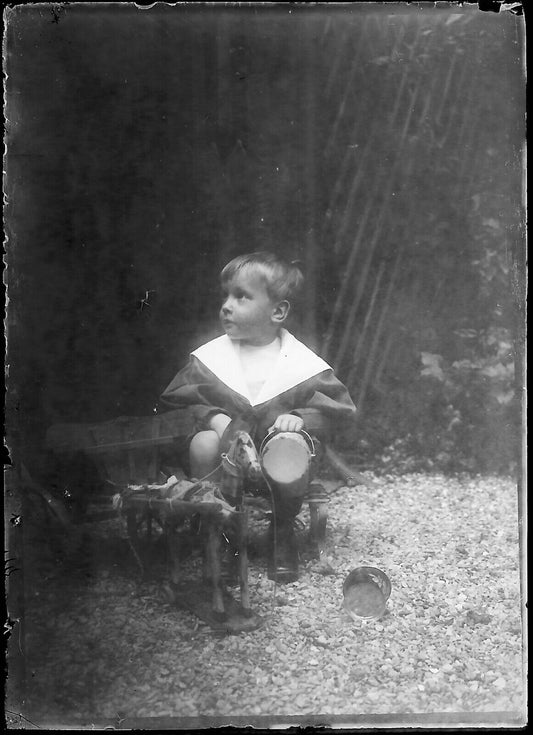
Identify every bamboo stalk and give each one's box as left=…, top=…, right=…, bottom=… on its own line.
left=385, top=18, right=432, bottom=136
left=323, top=138, right=404, bottom=357
left=435, top=54, right=458, bottom=129
left=333, top=217, right=387, bottom=370
left=464, top=141, right=483, bottom=203
left=324, top=23, right=353, bottom=98
left=320, top=148, right=355, bottom=244
left=387, top=21, right=421, bottom=130
left=456, top=124, right=478, bottom=187
left=332, top=19, right=435, bottom=250
left=323, top=19, right=412, bottom=254
left=352, top=232, right=412, bottom=399
left=452, top=30, right=482, bottom=153
left=343, top=22, right=436, bottom=397
left=321, top=15, right=332, bottom=46
left=215, top=14, right=231, bottom=130
left=322, top=18, right=428, bottom=360
left=321, top=189, right=374, bottom=358
left=372, top=328, right=395, bottom=391
left=457, top=82, right=483, bottom=187
left=417, top=38, right=443, bottom=129
left=335, top=149, right=417, bottom=371
left=344, top=18, right=408, bottom=153
left=398, top=80, right=422, bottom=143
left=436, top=57, right=472, bottom=151
left=323, top=131, right=408, bottom=359
left=324, top=73, right=420, bottom=362
left=453, top=66, right=482, bottom=192
left=326, top=47, right=401, bottom=250
left=336, top=22, right=420, bottom=215
left=352, top=247, right=402, bottom=412
left=454, top=83, right=478, bottom=166
left=330, top=143, right=372, bottom=255
left=348, top=258, right=386, bottom=374
left=323, top=15, right=375, bottom=159
left=366, top=194, right=420, bottom=390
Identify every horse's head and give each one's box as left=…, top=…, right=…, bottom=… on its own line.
left=225, top=431, right=262, bottom=483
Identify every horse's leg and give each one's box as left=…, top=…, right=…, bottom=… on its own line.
left=206, top=518, right=226, bottom=621
left=237, top=508, right=252, bottom=617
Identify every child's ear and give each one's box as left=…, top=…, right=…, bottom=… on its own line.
left=271, top=300, right=290, bottom=324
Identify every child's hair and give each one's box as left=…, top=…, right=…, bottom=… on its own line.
left=220, top=251, right=304, bottom=303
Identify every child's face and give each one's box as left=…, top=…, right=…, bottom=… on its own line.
left=220, top=270, right=280, bottom=346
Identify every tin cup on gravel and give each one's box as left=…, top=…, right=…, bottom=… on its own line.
left=342, top=566, right=392, bottom=621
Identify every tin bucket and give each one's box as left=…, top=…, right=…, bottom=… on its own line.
left=259, top=430, right=315, bottom=496
left=342, top=566, right=392, bottom=621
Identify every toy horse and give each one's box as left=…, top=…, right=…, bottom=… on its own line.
left=205, top=429, right=262, bottom=620
left=220, top=429, right=262, bottom=504
left=166, top=430, right=262, bottom=622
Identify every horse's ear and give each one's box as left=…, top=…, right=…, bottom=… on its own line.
left=219, top=415, right=256, bottom=454
left=242, top=432, right=255, bottom=447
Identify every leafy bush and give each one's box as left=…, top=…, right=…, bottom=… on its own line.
left=357, top=325, right=518, bottom=476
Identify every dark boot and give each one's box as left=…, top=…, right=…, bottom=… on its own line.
left=267, top=517, right=299, bottom=584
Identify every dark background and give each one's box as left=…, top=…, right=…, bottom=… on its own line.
left=5, top=4, right=525, bottom=476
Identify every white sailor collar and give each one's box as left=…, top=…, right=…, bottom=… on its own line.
left=191, top=328, right=331, bottom=407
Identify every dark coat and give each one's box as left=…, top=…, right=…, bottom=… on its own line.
left=160, top=355, right=356, bottom=444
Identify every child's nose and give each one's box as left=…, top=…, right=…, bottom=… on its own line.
left=221, top=298, right=232, bottom=314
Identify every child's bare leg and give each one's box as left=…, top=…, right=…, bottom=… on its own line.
left=190, top=430, right=220, bottom=479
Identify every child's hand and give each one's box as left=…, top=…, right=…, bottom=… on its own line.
left=269, top=414, right=304, bottom=433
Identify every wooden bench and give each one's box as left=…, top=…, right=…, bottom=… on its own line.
left=45, top=411, right=262, bottom=632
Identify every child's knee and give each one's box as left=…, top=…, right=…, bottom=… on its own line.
left=190, top=430, right=220, bottom=461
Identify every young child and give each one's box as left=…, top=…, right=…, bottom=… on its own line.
left=161, top=252, right=356, bottom=581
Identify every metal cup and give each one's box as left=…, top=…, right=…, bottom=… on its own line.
left=342, top=566, right=392, bottom=621
left=259, top=430, right=315, bottom=497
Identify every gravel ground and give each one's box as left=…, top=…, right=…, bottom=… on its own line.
left=8, top=473, right=526, bottom=728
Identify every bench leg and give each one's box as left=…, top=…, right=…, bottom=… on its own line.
left=237, top=510, right=252, bottom=617
left=206, top=520, right=226, bottom=621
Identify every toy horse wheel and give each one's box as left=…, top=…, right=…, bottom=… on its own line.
left=308, top=486, right=329, bottom=556
left=310, top=503, right=327, bottom=541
